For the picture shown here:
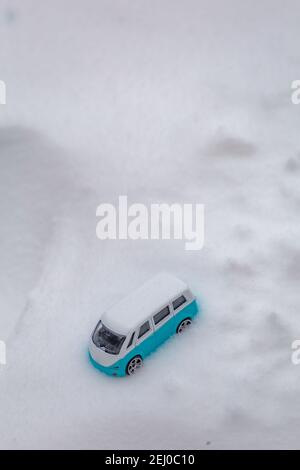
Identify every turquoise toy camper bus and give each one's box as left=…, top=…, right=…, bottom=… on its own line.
left=89, top=273, right=199, bottom=376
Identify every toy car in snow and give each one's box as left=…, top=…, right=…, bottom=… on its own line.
left=89, top=273, right=199, bottom=376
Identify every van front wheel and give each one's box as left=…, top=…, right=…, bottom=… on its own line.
left=176, top=318, right=192, bottom=334
left=126, top=355, right=143, bottom=375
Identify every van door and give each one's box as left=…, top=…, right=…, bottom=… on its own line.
left=135, top=319, right=154, bottom=357
left=152, top=305, right=174, bottom=344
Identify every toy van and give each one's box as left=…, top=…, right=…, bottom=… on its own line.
left=89, top=273, right=199, bottom=376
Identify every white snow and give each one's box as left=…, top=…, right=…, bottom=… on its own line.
left=101, top=272, right=188, bottom=334
left=0, top=0, right=300, bottom=450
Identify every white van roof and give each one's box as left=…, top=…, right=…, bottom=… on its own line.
left=101, top=273, right=188, bottom=335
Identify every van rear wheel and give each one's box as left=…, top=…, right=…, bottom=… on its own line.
left=177, top=318, right=192, bottom=334
left=126, top=355, right=143, bottom=375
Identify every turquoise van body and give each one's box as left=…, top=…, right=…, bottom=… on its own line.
left=89, top=299, right=199, bottom=377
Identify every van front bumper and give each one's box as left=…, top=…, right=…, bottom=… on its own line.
left=88, top=352, right=125, bottom=377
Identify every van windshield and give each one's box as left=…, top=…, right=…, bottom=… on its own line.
left=92, top=321, right=126, bottom=355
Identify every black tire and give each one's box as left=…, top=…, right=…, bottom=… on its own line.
left=126, top=355, right=143, bottom=375
left=176, top=317, right=192, bottom=334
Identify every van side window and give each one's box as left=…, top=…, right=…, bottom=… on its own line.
left=173, top=295, right=186, bottom=310
left=138, top=321, right=150, bottom=338
left=154, top=306, right=170, bottom=325
left=127, top=331, right=135, bottom=348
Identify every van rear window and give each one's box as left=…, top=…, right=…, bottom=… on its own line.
left=172, top=295, right=186, bottom=310
left=154, top=306, right=170, bottom=325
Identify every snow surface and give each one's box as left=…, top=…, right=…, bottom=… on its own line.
left=0, top=0, right=300, bottom=449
